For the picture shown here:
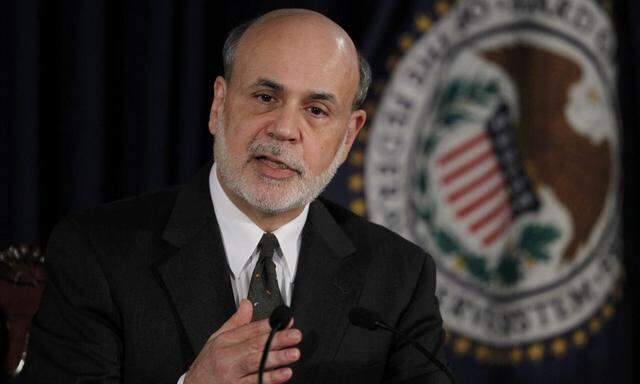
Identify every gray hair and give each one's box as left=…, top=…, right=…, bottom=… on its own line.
left=222, top=18, right=371, bottom=110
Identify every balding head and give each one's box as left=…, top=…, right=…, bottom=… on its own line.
left=222, top=9, right=370, bottom=109
left=208, top=9, right=369, bottom=224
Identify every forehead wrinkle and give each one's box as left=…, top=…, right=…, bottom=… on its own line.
left=233, top=11, right=360, bottom=109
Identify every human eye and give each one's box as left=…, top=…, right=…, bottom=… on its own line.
left=307, top=105, right=329, bottom=117
left=254, top=93, right=275, bottom=103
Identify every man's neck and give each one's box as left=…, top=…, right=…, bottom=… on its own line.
left=216, top=170, right=305, bottom=233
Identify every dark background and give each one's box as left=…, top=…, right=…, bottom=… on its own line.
left=3, top=0, right=392, bottom=246
left=2, top=0, right=639, bottom=382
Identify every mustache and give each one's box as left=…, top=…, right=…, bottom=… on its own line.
left=248, top=140, right=306, bottom=174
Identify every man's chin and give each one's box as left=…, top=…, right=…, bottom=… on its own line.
left=244, top=176, right=314, bottom=212
left=243, top=194, right=306, bottom=215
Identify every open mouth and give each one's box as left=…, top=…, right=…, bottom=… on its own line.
left=254, top=155, right=298, bottom=173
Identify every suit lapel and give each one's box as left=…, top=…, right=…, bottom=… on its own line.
left=291, top=200, right=365, bottom=380
left=155, top=163, right=367, bottom=374
left=157, top=162, right=236, bottom=356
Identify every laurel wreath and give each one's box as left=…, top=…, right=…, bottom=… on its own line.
left=413, top=79, right=559, bottom=286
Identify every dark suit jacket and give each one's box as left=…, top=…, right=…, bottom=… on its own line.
left=22, top=164, right=449, bottom=383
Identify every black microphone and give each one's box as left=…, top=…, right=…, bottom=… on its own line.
left=349, top=307, right=455, bottom=383
left=258, top=305, right=293, bottom=384
left=269, top=305, right=293, bottom=331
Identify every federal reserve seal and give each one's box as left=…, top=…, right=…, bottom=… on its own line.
left=365, top=0, right=621, bottom=358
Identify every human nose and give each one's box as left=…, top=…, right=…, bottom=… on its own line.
left=266, top=104, right=301, bottom=143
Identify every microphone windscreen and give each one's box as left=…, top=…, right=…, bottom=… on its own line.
left=349, top=307, right=382, bottom=331
left=269, top=305, right=293, bottom=331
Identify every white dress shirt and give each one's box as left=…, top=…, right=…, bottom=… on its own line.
left=209, top=163, right=309, bottom=307
left=177, top=164, right=309, bottom=384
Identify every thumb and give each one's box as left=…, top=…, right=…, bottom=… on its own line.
left=210, top=299, right=253, bottom=339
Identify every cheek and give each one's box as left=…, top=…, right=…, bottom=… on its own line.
left=303, top=140, right=339, bottom=175
left=225, top=136, right=244, bottom=156
left=222, top=118, right=253, bottom=155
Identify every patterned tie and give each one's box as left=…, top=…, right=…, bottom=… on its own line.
left=247, top=233, right=284, bottom=321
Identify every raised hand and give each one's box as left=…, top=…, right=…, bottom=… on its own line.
left=184, top=299, right=302, bottom=384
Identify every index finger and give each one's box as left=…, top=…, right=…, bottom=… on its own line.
left=210, top=299, right=254, bottom=340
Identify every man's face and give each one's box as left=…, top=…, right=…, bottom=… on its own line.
left=209, top=17, right=366, bottom=215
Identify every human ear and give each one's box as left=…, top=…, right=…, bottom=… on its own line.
left=208, top=76, right=227, bottom=135
left=339, top=109, right=367, bottom=163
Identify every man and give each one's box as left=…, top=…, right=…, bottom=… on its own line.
left=23, top=9, right=448, bottom=384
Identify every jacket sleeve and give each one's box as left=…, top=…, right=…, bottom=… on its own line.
left=21, top=218, right=123, bottom=383
left=382, top=252, right=452, bottom=384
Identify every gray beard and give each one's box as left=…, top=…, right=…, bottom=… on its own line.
left=213, top=115, right=347, bottom=215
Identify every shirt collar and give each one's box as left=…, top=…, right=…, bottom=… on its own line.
left=209, top=163, right=309, bottom=279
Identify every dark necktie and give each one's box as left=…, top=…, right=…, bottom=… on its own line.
left=247, top=233, right=284, bottom=321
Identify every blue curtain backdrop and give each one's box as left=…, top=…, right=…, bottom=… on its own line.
left=2, top=0, right=638, bottom=383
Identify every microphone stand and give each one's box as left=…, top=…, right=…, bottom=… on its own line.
left=374, top=321, right=455, bottom=384
left=258, top=329, right=278, bottom=384
left=258, top=305, right=292, bottom=384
